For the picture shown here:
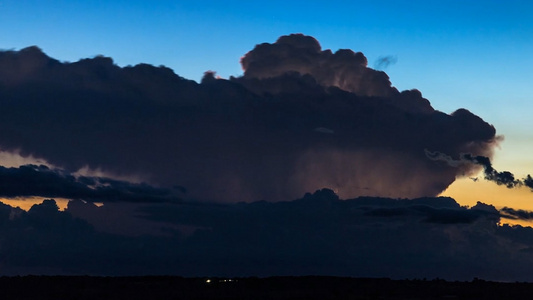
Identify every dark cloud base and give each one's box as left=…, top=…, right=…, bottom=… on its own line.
left=1, top=189, right=533, bottom=281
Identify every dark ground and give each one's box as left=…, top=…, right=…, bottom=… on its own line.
left=1, top=276, right=533, bottom=299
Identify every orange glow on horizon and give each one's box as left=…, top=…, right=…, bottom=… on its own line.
left=0, top=197, right=70, bottom=211
left=441, top=177, right=533, bottom=227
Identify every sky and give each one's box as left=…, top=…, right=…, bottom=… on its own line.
left=0, top=0, right=533, bottom=279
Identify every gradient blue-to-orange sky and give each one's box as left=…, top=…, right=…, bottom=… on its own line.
left=1, top=0, right=532, bottom=210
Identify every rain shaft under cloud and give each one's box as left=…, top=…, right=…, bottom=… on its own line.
left=0, top=34, right=497, bottom=202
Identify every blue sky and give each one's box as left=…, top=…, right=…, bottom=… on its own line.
left=1, top=0, right=533, bottom=199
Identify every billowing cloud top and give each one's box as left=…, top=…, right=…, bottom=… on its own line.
left=240, top=34, right=396, bottom=98
left=0, top=35, right=497, bottom=202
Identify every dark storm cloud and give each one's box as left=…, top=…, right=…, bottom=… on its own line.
left=0, top=164, right=180, bottom=203
left=2, top=190, right=533, bottom=281
left=0, top=35, right=497, bottom=202
left=2, top=37, right=533, bottom=281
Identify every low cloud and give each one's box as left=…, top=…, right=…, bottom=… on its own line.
left=0, top=190, right=532, bottom=281
left=0, top=164, right=181, bottom=203
left=501, top=207, right=533, bottom=220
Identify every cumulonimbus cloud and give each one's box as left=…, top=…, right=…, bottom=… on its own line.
left=0, top=35, right=498, bottom=202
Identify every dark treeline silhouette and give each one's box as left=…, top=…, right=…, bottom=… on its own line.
left=2, top=276, right=533, bottom=300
